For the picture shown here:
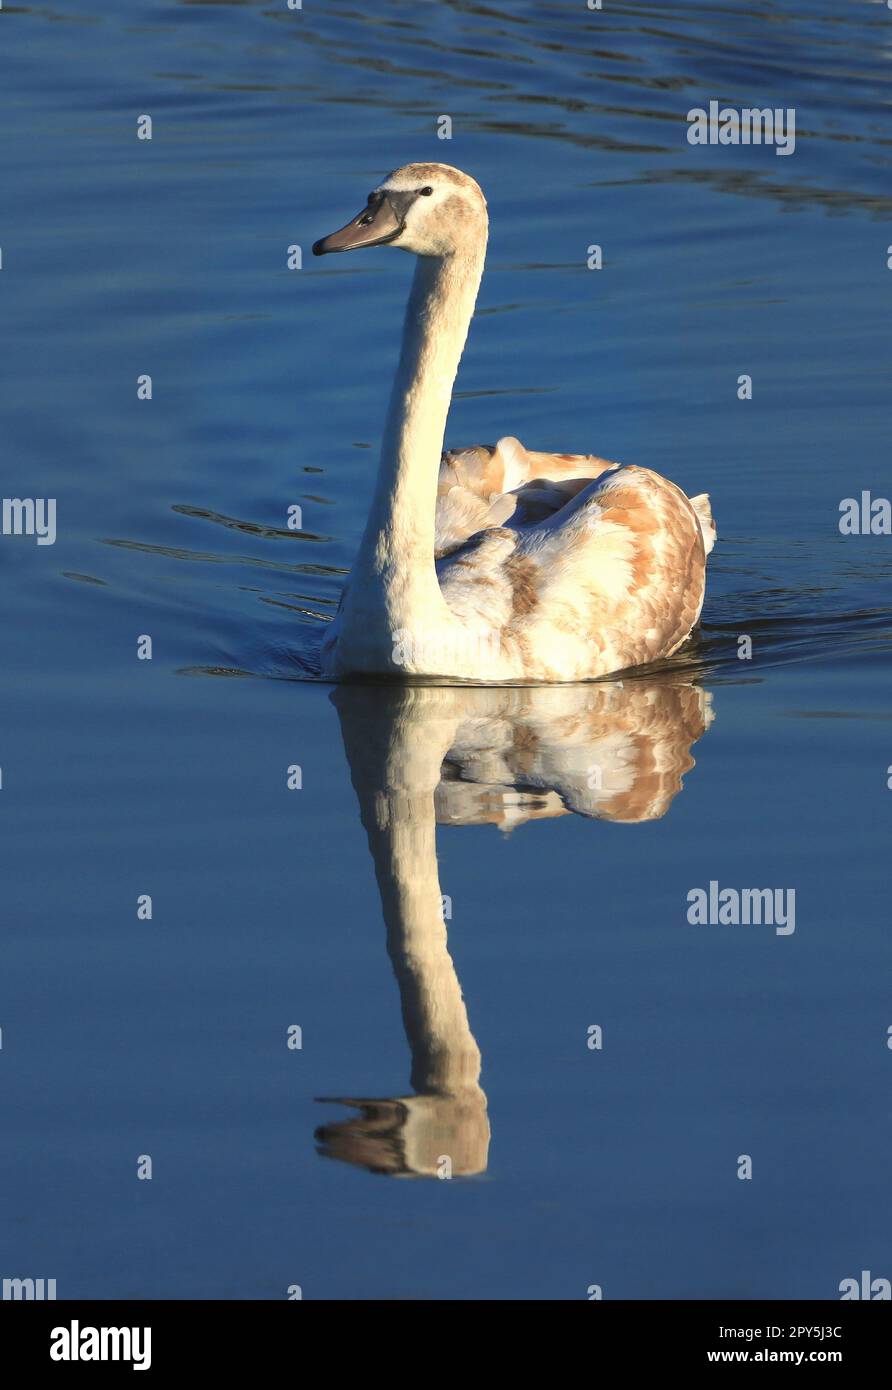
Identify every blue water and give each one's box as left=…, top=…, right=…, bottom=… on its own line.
left=1, top=0, right=890, bottom=1299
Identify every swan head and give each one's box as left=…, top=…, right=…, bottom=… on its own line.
left=312, top=162, right=487, bottom=260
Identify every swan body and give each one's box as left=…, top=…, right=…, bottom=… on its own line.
left=313, top=163, right=715, bottom=682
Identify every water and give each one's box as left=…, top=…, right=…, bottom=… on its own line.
left=2, top=0, right=890, bottom=1299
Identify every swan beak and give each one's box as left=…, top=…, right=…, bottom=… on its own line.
left=312, top=193, right=404, bottom=256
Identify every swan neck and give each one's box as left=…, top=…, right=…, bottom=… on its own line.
left=359, top=245, right=485, bottom=585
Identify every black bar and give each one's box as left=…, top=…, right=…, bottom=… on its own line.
left=1, top=1299, right=888, bottom=1374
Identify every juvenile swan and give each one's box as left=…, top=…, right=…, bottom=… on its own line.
left=313, top=162, right=716, bottom=682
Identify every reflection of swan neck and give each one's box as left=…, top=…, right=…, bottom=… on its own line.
left=331, top=689, right=489, bottom=1176
left=363, top=779, right=483, bottom=1099
left=335, top=690, right=485, bottom=1106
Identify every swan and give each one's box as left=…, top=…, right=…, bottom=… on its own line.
left=313, top=162, right=716, bottom=682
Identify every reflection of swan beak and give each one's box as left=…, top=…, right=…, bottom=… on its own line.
left=312, top=192, right=404, bottom=255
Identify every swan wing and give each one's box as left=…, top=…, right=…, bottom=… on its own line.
left=435, top=434, right=618, bottom=555
left=437, top=463, right=711, bottom=680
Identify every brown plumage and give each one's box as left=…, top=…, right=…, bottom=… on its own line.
left=435, top=438, right=715, bottom=681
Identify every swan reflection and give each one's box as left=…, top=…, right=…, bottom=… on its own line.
left=316, top=676, right=713, bottom=1178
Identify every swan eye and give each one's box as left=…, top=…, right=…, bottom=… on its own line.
left=419, top=186, right=433, bottom=196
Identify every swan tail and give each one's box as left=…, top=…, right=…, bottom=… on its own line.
left=689, top=493, right=716, bottom=556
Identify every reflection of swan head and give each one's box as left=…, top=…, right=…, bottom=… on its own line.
left=313, top=162, right=487, bottom=261
left=316, top=1092, right=490, bottom=1179
left=319, top=675, right=714, bottom=1178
